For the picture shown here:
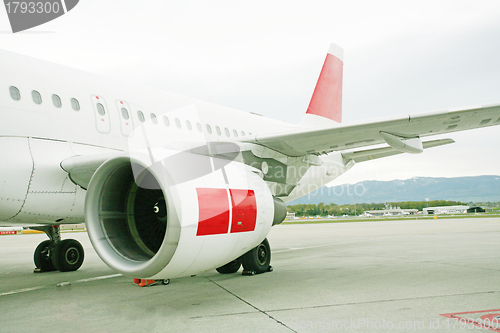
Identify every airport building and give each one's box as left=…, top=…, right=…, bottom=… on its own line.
left=361, top=208, right=418, bottom=217
left=423, top=206, right=469, bottom=214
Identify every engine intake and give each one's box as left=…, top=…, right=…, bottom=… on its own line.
left=85, top=156, right=180, bottom=277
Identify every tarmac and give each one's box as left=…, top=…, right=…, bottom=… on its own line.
left=0, top=218, right=499, bottom=332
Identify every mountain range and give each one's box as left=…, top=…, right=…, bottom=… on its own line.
left=289, top=175, right=500, bottom=205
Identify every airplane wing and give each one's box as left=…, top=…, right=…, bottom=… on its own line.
left=244, top=104, right=500, bottom=157
left=341, top=138, right=455, bottom=163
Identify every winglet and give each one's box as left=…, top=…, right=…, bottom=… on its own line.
left=300, top=43, right=344, bottom=127
left=326, top=43, right=344, bottom=62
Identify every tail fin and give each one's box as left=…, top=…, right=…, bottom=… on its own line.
left=299, top=43, right=343, bottom=127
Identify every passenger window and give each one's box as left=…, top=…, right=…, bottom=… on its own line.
left=52, top=94, right=62, bottom=108
left=97, top=103, right=106, bottom=115
left=175, top=118, right=181, bottom=128
left=151, top=113, right=158, bottom=124
left=233, top=129, right=238, bottom=137
left=241, top=131, right=246, bottom=136
left=249, top=132, right=252, bottom=135
left=137, top=111, right=145, bottom=122
left=32, top=90, right=42, bottom=104
left=163, top=115, right=170, bottom=126
left=216, top=126, right=221, bottom=136
left=224, top=128, right=230, bottom=137
left=196, top=122, right=202, bottom=132
left=186, top=120, right=192, bottom=131
left=10, top=86, right=20, bottom=101
left=121, top=108, right=130, bottom=120
left=206, top=124, right=212, bottom=134
left=71, top=98, right=80, bottom=111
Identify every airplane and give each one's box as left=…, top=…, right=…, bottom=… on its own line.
left=1, top=43, right=499, bottom=280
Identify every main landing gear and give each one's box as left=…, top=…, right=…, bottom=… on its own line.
left=32, top=225, right=84, bottom=273
left=216, top=238, right=273, bottom=276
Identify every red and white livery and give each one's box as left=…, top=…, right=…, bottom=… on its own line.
left=0, top=44, right=499, bottom=279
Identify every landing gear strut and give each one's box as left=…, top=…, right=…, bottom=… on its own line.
left=32, top=225, right=84, bottom=273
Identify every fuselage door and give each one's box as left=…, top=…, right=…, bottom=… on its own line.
left=116, top=100, right=133, bottom=137
left=0, top=138, right=33, bottom=220
left=91, top=95, right=110, bottom=134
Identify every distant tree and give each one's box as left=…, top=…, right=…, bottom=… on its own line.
left=286, top=200, right=467, bottom=216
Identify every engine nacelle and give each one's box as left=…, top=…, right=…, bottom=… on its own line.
left=85, top=150, right=278, bottom=279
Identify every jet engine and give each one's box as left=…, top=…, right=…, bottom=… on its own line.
left=85, top=150, right=283, bottom=279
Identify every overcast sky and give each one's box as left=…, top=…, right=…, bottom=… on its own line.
left=1, top=0, right=499, bottom=185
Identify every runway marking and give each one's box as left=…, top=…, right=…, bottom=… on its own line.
left=0, top=286, right=45, bottom=296
left=0, top=273, right=123, bottom=297
left=440, top=309, right=500, bottom=332
left=73, top=273, right=123, bottom=284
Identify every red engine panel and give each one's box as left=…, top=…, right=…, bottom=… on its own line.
left=196, top=188, right=230, bottom=236
left=196, top=188, right=256, bottom=236
left=230, top=189, right=257, bottom=233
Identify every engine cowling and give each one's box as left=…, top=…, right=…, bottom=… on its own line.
left=85, top=150, right=279, bottom=279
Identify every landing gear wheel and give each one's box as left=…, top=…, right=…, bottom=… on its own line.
left=52, top=239, right=84, bottom=272
left=216, top=260, right=241, bottom=274
left=241, top=238, right=271, bottom=274
left=34, top=240, right=56, bottom=272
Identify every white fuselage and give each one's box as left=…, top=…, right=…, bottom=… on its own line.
left=0, top=50, right=349, bottom=226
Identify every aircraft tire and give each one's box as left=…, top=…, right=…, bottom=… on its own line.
left=241, top=238, right=271, bottom=274
left=216, top=259, right=241, bottom=274
left=52, top=239, right=84, bottom=272
left=34, top=240, right=56, bottom=272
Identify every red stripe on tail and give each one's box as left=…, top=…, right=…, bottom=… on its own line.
left=306, top=45, right=343, bottom=123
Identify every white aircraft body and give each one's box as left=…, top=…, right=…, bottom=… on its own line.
left=1, top=44, right=499, bottom=278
